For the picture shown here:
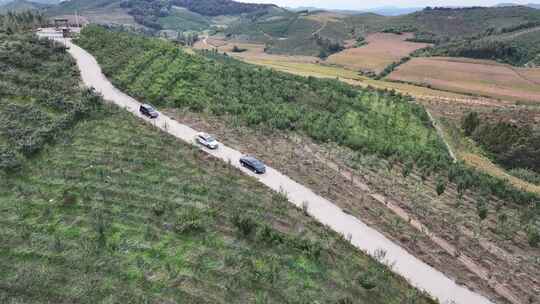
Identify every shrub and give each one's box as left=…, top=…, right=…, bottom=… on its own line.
left=527, top=225, right=540, bottom=247
left=232, top=213, right=256, bottom=236
left=476, top=198, right=488, bottom=220
left=0, top=148, right=22, bottom=173
left=231, top=45, right=247, bottom=53
left=151, top=201, right=166, bottom=216
left=461, top=112, right=480, bottom=136
left=436, top=176, right=446, bottom=196
left=175, top=208, right=206, bottom=233
left=62, top=188, right=78, bottom=206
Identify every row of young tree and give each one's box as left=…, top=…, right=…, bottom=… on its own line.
left=462, top=112, right=540, bottom=175
left=0, top=11, right=45, bottom=34
left=0, top=13, right=103, bottom=172
left=75, top=26, right=540, bottom=237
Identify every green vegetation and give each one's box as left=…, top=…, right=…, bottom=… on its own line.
left=0, top=10, right=44, bottom=32
left=226, top=10, right=347, bottom=56
left=76, top=26, right=540, bottom=235
left=118, top=0, right=273, bottom=29
left=76, top=26, right=449, bottom=171
left=231, top=45, right=247, bottom=53
left=171, top=0, right=275, bottom=16
left=0, top=19, right=438, bottom=303
left=0, top=17, right=98, bottom=172
left=421, top=30, right=540, bottom=66
left=376, top=56, right=410, bottom=80
left=462, top=112, right=540, bottom=174
left=2, top=106, right=440, bottom=303
left=0, top=0, right=47, bottom=13
left=157, top=7, right=210, bottom=32
left=346, top=6, right=540, bottom=65
left=355, top=35, right=367, bottom=47
left=510, top=168, right=540, bottom=185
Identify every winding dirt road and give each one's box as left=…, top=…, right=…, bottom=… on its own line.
left=39, top=29, right=496, bottom=304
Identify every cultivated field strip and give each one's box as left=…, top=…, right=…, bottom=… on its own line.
left=46, top=34, right=497, bottom=304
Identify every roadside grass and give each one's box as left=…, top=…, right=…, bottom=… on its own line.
left=0, top=107, right=437, bottom=304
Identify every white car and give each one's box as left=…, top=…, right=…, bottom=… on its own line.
left=196, top=132, right=219, bottom=149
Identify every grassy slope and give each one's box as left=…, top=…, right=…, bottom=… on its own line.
left=158, top=6, right=210, bottom=32
left=78, top=26, right=540, bottom=210
left=0, top=30, right=436, bottom=304
left=0, top=32, right=99, bottom=171
left=226, top=10, right=351, bottom=56
left=76, top=26, right=450, bottom=171
left=45, top=0, right=121, bottom=15
left=0, top=0, right=47, bottom=13
left=0, top=107, right=434, bottom=303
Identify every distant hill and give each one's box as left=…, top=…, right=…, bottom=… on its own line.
left=46, top=0, right=276, bottom=30
left=0, top=0, right=48, bottom=12
left=496, top=3, right=540, bottom=9
left=288, top=5, right=422, bottom=16
left=171, top=0, right=276, bottom=16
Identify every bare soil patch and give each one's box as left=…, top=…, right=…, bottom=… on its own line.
left=388, top=57, right=540, bottom=103
left=326, top=33, right=431, bottom=74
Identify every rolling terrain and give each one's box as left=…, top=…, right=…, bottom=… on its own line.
left=0, top=0, right=48, bottom=13
left=326, top=32, right=430, bottom=75
left=3, top=3, right=540, bottom=304
left=75, top=26, right=540, bottom=304
left=387, top=57, right=540, bottom=102
left=0, top=15, right=442, bottom=304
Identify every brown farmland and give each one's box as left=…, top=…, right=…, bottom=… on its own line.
left=326, top=33, right=431, bottom=74
left=388, top=57, right=540, bottom=103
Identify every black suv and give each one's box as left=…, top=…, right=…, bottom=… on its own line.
left=139, top=104, right=159, bottom=119
left=240, top=156, right=266, bottom=174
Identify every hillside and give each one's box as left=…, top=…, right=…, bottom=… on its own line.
left=0, top=0, right=48, bottom=12
left=223, top=6, right=540, bottom=62
left=43, top=1, right=540, bottom=63
left=75, top=26, right=540, bottom=304
left=225, top=10, right=350, bottom=56
left=0, top=16, right=443, bottom=304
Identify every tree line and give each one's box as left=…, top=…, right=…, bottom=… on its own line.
left=462, top=112, right=540, bottom=175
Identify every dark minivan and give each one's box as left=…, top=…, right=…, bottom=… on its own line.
left=139, top=104, right=159, bottom=119
left=240, top=156, right=266, bottom=174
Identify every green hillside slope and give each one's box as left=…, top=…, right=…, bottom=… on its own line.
left=347, top=6, right=540, bottom=66
left=0, top=16, right=438, bottom=304
left=0, top=0, right=47, bottom=12
left=76, top=25, right=450, bottom=169
left=76, top=26, right=540, bottom=227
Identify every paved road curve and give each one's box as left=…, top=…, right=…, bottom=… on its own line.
left=42, top=31, right=495, bottom=304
